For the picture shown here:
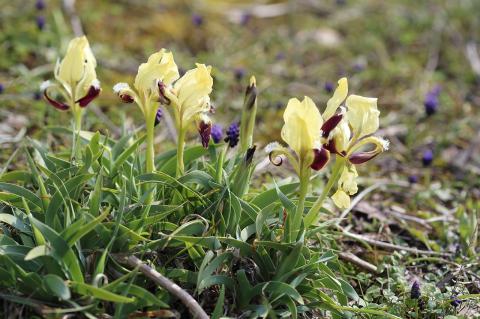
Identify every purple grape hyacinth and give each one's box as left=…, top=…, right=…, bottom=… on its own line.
left=424, top=85, right=441, bottom=116
left=234, top=68, right=246, bottom=81
left=224, top=122, right=240, bottom=148
left=408, top=175, right=419, bottom=184
left=36, top=16, right=46, bottom=30
left=210, top=124, right=223, bottom=143
left=154, top=107, right=163, bottom=127
left=324, top=81, right=334, bottom=93
left=422, top=149, right=433, bottom=167
left=192, top=14, right=203, bottom=26
left=36, top=0, right=45, bottom=10
left=410, top=281, right=421, bottom=299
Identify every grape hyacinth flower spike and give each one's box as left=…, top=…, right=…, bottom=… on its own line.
left=224, top=122, right=240, bottom=148
left=424, top=85, right=441, bottom=116
left=210, top=124, right=223, bottom=143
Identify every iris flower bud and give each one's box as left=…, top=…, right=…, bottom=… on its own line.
left=239, top=76, right=257, bottom=152
left=210, top=124, right=223, bottom=143
left=0, top=83, right=4, bottom=94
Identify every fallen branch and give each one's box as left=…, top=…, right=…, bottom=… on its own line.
left=116, top=255, right=209, bottom=319
left=338, top=252, right=379, bottom=273
left=340, top=227, right=452, bottom=258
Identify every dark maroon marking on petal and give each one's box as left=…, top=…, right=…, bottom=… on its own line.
left=43, top=90, right=69, bottom=110
left=310, top=148, right=330, bottom=171
left=157, top=81, right=170, bottom=105
left=323, top=139, right=338, bottom=154
left=76, top=85, right=101, bottom=107
left=321, top=113, right=343, bottom=138
left=198, top=121, right=212, bottom=148
left=269, top=152, right=283, bottom=166
left=120, top=94, right=134, bottom=103
left=348, top=151, right=379, bottom=164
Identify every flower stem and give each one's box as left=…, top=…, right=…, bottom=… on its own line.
left=144, top=112, right=156, bottom=206
left=71, top=100, right=82, bottom=161
left=288, top=165, right=310, bottom=242
left=304, top=156, right=346, bottom=228
left=145, top=118, right=155, bottom=175
left=176, top=127, right=186, bottom=177
left=215, top=145, right=228, bottom=184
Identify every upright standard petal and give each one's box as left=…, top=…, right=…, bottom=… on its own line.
left=281, top=96, right=322, bottom=160
left=134, top=49, right=179, bottom=95
left=174, top=64, right=213, bottom=122
left=323, top=77, right=348, bottom=120
left=346, top=95, right=380, bottom=137
left=57, top=36, right=95, bottom=86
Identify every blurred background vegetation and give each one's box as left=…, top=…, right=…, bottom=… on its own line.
left=1, top=0, right=479, bottom=316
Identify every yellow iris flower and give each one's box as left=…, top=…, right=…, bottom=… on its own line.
left=55, top=36, right=97, bottom=99
left=323, top=79, right=388, bottom=209
left=114, top=49, right=179, bottom=118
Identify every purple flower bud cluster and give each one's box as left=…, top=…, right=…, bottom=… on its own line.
left=422, top=149, right=433, bottom=167
left=224, top=122, right=240, bottom=148
left=275, top=52, right=286, bottom=61
left=0, top=83, right=4, bottom=94
left=36, top=0, right=46, bottom=31
left=36, top=0, right=45, bottom=10
left=240, top=12, right=252, bottom=26
left=154, top=107, right=163, bottom=127
left=33, top=91, right=42, bottom=100
left=408, top=175, right=418, bottom=184
left=424, top=85, right=441, bottom=116
left=234, top=68, right=246, bottom=81
left=410, top=280, right=421, bottom=299
left=192, top=14, right=203, bottom=27
left=210, top=124, right=223, bottom=143
left=324, top=81, right=334, bottom=93
left=36, top=16, right=46, bottom=30
left=450, top=296, right=462, bottom=307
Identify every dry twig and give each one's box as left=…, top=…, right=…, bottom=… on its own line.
left=117, top=255, right=209, bottom=319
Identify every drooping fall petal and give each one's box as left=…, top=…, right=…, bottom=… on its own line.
left=197, top=114, right=212, bottom=148
left=347, top=136, right=389, bottom=164
left=75, top=79, right=101, bottom=107
left=310, top=148, right=330, bottom=171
